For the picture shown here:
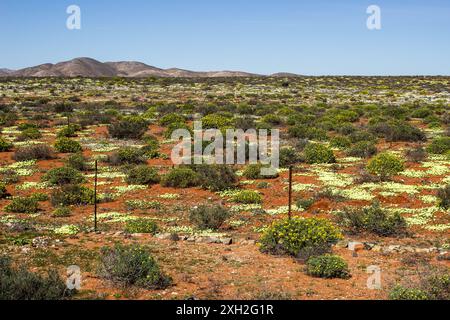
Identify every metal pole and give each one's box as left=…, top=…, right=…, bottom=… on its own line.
left=288, top=166, right=293, bottom=219
left=94, top=160, right=98, bottom=232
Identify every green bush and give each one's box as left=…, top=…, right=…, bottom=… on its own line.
left=18, top=128, right=42, bottom=140
left=336, top=201, right=407, bottom=236
left=159, top=113, right=186, bottom=126
left=330, top=136, right=351, bottom=149
left=304, top=144, right=336, bottom=164
left=65, top=153, right=90, bottom=171
left=306, top=255, right=351, bottom=279
left=389, top=285, right=429, bottom=300
left=99, top=244, right=172, bottom=289
left=42, top=167, right=85, bottom=186
left=31, top=193, right=49, bottom=202
left=279, top=147, right=300, bottom=167
left=243, top=164, right=279, bottom=180
left=125, top=219, right=158, bottom=234
left=437, top=185, right=450, bottom=210
left=52, top=207, right=72, bottom=218
left=164, top=121, right=192, bottom=139
left=201, top=114, right=232, bottom=129
left=13, top=145, right=54, bottom=161
left=189, top=205, right=230, bottom=230
left=108, top=116, right=149, bottom=140
left=107, top=147, right=146, bottom=165
left=57, top=125, right=80, bottom=138
left=427, top=137, right=450, bottom=154
left=0, top=137, right=13, bottom=152
left=0, top=182, right=8, bottom=199
left=346, top=141, right=377, bottom=158
left=5, top=197, right=39, bottom=214
left=192, top=164, right=238, bottom=191
left=0, top=256, right=70, bottom=300
left=232, top=190, right=262, bottom=204
left=125, top=166, right=160, bottom=185
left=161, top=167, right=201, bottom=188
left=367, top=152, right=404, bottom=179
left=259, top=217, right=342, bottom=258
left=50, top=185, right=95, bottom=207
left=54, top=138, right=82, bottom=153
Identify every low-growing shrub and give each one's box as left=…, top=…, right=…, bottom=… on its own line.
left=99, top=244, right=172, bottom=289
left=51, top=185, right=95, bottom=207
left=108, top=116, right=149, bottom=140
left=65, top=153, right=90, bottom=171
left=125, top=166, right=160, bottom=185
left=192, top=164, right=238, bottom=191
left=279, top=147, right=300, bottom=167
left=232, top=190, right=262, bottom=204
left=31, top=193, right=49, bottom=202
left=13, top=145, right=54, bottom=161
left=335, top=201, right=407, bottom=236
left=330, top=136, right=351, bottom=149
left=0, top=137, right=13, bottom=152
left=57, top=125, right=80, bottom=138
left=0, top=256, right=70, bottom=300
left=427, top=137, right=450, bottom=154
left=259, top=217, right=342, bottom=258
left=296, top=197, right=315, bottom=210
left=54, top=138, right=82, bottom=153
left=367, top=152, right=404, bottom=179
left=0, top=182, right=9, bottom=199
left=406, top=146, right=427, bottom=163
left=303, top=144, right=336, bottom=164
left=306, top=254, right=351, bottom=279
left=159, top=113, right=186, bottom=126
left=389, top=285, right=429, bottom=300
left=125, top=219, right=158, bottom=234
left=243, top=164, right=279, bottom=180
left=107, top=147, right=146, bottom=166
left=52, top=207, right=72, bottom=218
left=5, top=197, right=39, bottom=214
left=346, top=141, right=377, bottom=158
left=161, top=167, right=201, bottom=188
left=42, top=167, right=85, bottom=186
left=189, top=205, right=230, bottom=230
left=17, top=128, right=42, bottom=141
left=437, top=185, right=450, bottom=210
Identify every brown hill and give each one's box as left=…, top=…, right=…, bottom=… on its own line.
left=4, top=58, right=264, bottom=78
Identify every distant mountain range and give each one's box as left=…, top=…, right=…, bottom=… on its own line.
left=0, top=57, right=302, bottom=78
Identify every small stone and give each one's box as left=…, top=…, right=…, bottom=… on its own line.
left=336, top=240, right=349, bottom=248
left=372, top=245, right=382, bottom=252
left=155, top=233, right=173, bottom=240
left=220, top=238, right=233, bottom=245
left=348, top=242, right=364, bottom=252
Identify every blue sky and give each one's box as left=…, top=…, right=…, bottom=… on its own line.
left=1, top=0, right=449, bottom=75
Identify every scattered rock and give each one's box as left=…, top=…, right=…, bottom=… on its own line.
left=32, top=236, right=51, bottom=248
left=348, top=242, right=364, bottom=252
left=220, top=238, right=233, bottom=245
left=437, top=252, right=450, bottom=261
left=155, top=233, right=173, bottom=240
left=336, top=240, right=349, bottom=248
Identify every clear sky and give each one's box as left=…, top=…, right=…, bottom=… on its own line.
left=1, top=0, right=449, bottom=75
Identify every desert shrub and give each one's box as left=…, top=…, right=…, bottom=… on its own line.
left=159, top=113, right=186, bottom=126
left=5, top=197, right=39, bottom=214
left=201, top=114, right=232, bottom=129
left=53, top=102, right=74, bottom=113
left=349, top=130, right=375, bottom=143
left=54, top=138, right=82, bottom=153
left=42, top=167, right=85, bottom=186
left=141, top=135, right=160, bottom=159
left=17, top=127, right=42, bottom=140
left=0, top=137, right=13, bottom=152
left=389, top=286, right=429, bottom=300
left=303, top=144, right=336, bottom=164
left=124, top=219, right=158, bottom=234
left=243, top=164, right=279, bottom=180
left=164, top=121, right=192, bottom=139
left=261, top=114, right=282, bottom=125
left=192, top=164, right=238, bottom=191
left=330, top=136, right=351, bottom=149
left=107, top=147, right=146, bottom=165
left=125, top=165, right=160, bottom=185
left=306, top=255, right=351, bottom=279
left=0, top=182, right=9, bottom=199
left=234, top=116, right=255, bottom=130
left=52, top=207, right=71, bottom=218
left=427, top=137, right=450, bottom=154
left=31, top=193, right=49, bottom=202
left=296, top=197, right=315, bottom=210
left=406, top=146, right=427, bottom=162
left=385, top=121, right=426, bottom=142
left=288, top=124, right=327, bottom=141
left=346, top=141, right=377, bottom=158
left=0, top=256, right=70, bottom=300
left=65, top=153, right=90, bottom=171
left=367, top=152, right=404, bottom=179
left=335, top=201, right=407, bottom=236
left=189, top=205, right=230, bottom=230
left=437, top=185, right=450, bottom=210
left=57, top=125, right=80, bottom=138
left=232, top=190, right=262, bottom=204
left=161, top=167, right=201, bottom=188
left=99, top=244, right=172, bottom=289
left=279, top=147, right=300, bottom=167
left=259, top=217, right=342, bottom=258
left=50, top=185, right=95, bottom=207
left=108, top=116, right=148, bottom=140
left=13, top=144, right=54, bottom=161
